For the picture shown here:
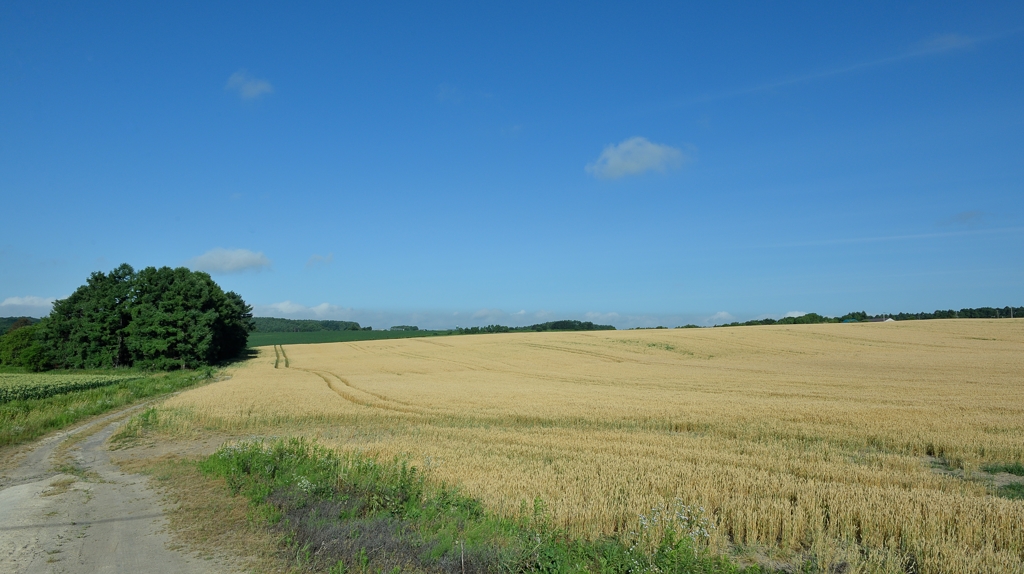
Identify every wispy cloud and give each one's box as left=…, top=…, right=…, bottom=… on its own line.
left=306, top=253, right=334, bottom=268
left=225, top=70, right=274, bottom=100
left=586, top=137, right=688, bottom=179
left=912, top=33, right=976, bottom=54
left=784, top=311, right=808, bottom=318
left=757, top=226, right=1023, bottom=249
left=188, top=248, right=271, bottom=274
left=679, top=30, right=1016, bottom=106
left=758, top=32, right=979, bottom=89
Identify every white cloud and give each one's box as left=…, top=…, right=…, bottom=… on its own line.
left=707, top=311, right=735, bottom=324
left=784, top=311, right=808, bottom=318
left=260, top=301, right=343, bottom=318
left=0, top=296, right=57, bottom=318
left=586, top=137, right=687, bottom=179
left=306, top=253, right=334, bottom=268
left=308, top=303, right=341, bottom=316
left=1, top=296, right=55, bottom=308
left=263, top=301, right=308, bottom=315
left=225, top=70, right=274, bottom=100
left=188, top=248, right=271, bottom=274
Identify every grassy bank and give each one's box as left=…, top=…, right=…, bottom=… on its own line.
left=0, top=368, right=213, bottom=447
left=200, top=438, right=751, bottom=574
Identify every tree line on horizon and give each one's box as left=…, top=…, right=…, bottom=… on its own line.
left=703, top=306, right=1024, bottom=328
left=0, top=264, right=253, bottom=371
left=251, top=317, right=368, bottom=333
left=3, top=300, right=1019, bottom=370
left=454, top=320, right=616, bottom=334
left=249, top=317, right=616, bottom=334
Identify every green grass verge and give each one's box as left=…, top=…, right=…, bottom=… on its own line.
left=983, top=462, right=1024, bottom=477
left=247, top=330, right=454, bottom=347
left=0, top=368, right=213, bottom=447
left=200, top=438, right=754, bottom=574
left=996, top=484, right=1024, bottom=500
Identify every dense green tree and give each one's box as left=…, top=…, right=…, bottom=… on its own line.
left=45, top=263, right=135, bottom=368
left=525, top=320, right=614, bottom=331
left=38, top=264, right=253, bottom=370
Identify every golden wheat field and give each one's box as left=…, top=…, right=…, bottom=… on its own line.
left=158, top=320, right=1024, bottom=573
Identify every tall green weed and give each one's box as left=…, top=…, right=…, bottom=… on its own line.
left=201, top=438, right=753, bottom=573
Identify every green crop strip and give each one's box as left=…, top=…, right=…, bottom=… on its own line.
left=0, top=369, right=213, bottom=447
left=0, top=374, right=145, bottom=404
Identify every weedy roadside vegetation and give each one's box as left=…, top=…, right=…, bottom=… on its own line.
left=201, top=438, right=750, bottom=574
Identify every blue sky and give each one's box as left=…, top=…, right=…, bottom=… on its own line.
left=2, top=2, right=1022, bottom=329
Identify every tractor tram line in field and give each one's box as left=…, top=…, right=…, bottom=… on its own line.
left=298, top=367, right=428, bottom=415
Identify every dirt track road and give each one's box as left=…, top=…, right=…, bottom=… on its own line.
left=0, top=407, right=221, bottom=574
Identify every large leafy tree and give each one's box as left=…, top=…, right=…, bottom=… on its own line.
left=38, top=264, right=253, bottom=370
left=45, top=263, right=135, bottom=368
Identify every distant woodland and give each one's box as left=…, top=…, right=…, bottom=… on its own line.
left=455, top=320, right=616, bottom=334
left=246, top=318, right=616, bottom=346
left=0, top=317, right=39, bottom=334
left=707, top=306, right=1024, bottom=328
left=252, top=317, right=367, bottom=332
